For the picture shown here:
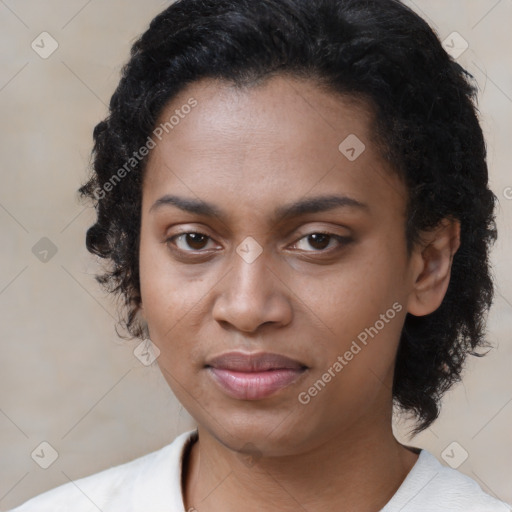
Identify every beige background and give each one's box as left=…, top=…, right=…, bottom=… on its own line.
left=0, top=0, right=511, bottom=509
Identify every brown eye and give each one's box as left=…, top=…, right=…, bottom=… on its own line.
left=293, top=233, right=351, bottom=252
left=307, top=233, right=330, bottom=250
left=168, top=232, right=213, bottom=252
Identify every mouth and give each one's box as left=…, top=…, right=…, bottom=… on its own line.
left=205, top=352, right=309, bottom=401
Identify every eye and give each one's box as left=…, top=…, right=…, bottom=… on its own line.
left=292, top=232, right=351, bottom=252
left=167, top=232, right=216, bottom=252
left=165, top=230, right=351, bottom=256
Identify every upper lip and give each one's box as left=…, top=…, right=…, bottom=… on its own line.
left=205, top=352, right=307, bottom=372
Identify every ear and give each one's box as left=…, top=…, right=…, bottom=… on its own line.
left=406, top=217, right=461, bottom=316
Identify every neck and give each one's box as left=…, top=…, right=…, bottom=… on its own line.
left=183, top=414, right=419, bottom=512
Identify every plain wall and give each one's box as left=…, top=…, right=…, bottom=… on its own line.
left=0, top=0, right=511, bottom=509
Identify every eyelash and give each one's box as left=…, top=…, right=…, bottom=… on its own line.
left=165, top=231, right=352, bottom=256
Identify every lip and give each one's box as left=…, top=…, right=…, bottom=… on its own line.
left=205, top=352, right=308, bottom=400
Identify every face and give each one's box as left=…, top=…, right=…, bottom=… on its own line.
left=139, top=75, right=417, bottom=456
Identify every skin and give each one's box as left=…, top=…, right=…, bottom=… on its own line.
left=138, top=75, right=460, bottom=512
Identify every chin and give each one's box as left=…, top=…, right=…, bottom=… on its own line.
left=197, top=408, right=321, bottom=457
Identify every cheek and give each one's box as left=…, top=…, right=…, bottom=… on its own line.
left=299, top=241, right=407, bottom=387
left=139, top=229, right=194, bottom=320
left=295, top=292, right=405, bottom=425
left=307, top=250, right=400, bottom=334
left=138, top=234, right=212, bottom=371
left=139, top=232, right=187, bottom=347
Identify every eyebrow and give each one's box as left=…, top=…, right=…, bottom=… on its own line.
left=149, top=194, right=369, bottom=223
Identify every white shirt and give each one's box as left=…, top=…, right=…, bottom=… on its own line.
left=9, top=429, right=511, bottom=512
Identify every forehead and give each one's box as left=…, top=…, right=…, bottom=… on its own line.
left=142, top=75, right=406, bottom=225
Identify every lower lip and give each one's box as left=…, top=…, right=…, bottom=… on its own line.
left=208, top=367, right=307, bottom=400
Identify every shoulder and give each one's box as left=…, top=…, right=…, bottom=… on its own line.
left=383, top=449, right=511, bottom=512
left=8, top=430, right=196, bottom=512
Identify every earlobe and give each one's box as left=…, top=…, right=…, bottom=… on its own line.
left=406, top=218, right=461, bottom=316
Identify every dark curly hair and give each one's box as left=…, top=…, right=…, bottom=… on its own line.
left=78, top=0, right=498, bottom=433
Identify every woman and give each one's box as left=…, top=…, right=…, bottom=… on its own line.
left=10, top=0, right=511, bottom=510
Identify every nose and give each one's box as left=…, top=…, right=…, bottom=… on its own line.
left=211, top=246, right=293, bottom=334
